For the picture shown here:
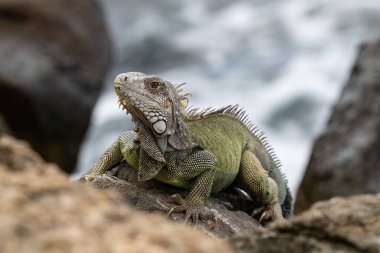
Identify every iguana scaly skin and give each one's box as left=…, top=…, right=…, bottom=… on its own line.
left=81, top=72, right=293, bottom=223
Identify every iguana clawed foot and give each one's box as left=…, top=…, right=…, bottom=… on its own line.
left=166, top=194, right=217, bottom=227
left=252, top=201, right=284, bottom=223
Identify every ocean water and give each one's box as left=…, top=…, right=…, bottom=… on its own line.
left=75, top=0, right=380, bottom=194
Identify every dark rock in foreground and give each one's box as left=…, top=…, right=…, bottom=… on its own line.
left=0, top=135, right=232, bottom=253
left=230, top=194, right=380, bottom=253
left=0, top=0, right=112, bottom=173
left=91, top=162, right=262, bottom=238
left=295, top=39, right=380, bottom=212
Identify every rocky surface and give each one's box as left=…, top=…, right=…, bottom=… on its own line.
left=230, top=194, right=380, bottom=253
left=0, top=0, right=111, bottom=173
left=91, top=162, right=262, bottom=238
left=295, top=39, right=380, bottom=213
left=2, top=136, right=379, bottom=253
left=0, top=135, right=233, bottom=253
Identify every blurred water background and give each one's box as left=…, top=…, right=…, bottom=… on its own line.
left=75, top=0, right=380, bottom=193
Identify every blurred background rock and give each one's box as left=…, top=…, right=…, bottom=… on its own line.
left=295, top=40, right=380, bottom=213
left=0, top=0, right=111, bottom=173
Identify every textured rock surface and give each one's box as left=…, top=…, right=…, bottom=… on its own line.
left=0, top=136, right=233, bottom=253
left=230, top=194, right=380, bottom=253
left=0, top=0, right=111, bottom=173
left=91, top=163, right=262, bottom=238
left=295, top=40, right=380, bottom=213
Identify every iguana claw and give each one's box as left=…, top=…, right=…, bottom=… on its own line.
left=166, top=194, right=217, bottom=227
left=167, top=194, right=185, bottom=205
left=167, top=194, right=201, bottom=223
left=252, top=201, right=284, bottom=223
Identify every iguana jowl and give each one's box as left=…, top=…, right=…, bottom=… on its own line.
left=81, top=72, right=293, bottom=223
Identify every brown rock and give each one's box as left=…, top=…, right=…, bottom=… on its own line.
left=91, top=162, right=262, bottom=238
left=0, top=0, right=112, bottom=173
left=0, top=136, right=233, bottom=253
left=295, top=40, right=380, bottom=213
left=229, top=194, right=380, bottom=253
left=0, top=135, right=61, bottom=174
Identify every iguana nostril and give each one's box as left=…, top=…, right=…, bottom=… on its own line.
left=114, top=77, right=122, bottom=85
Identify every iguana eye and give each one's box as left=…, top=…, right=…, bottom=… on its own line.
left=149, top=81, right=161, bottom=89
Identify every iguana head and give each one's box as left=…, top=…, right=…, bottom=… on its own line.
left=114, top=72, right=194, bottom=150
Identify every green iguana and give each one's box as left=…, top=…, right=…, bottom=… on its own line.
left=80, top=72, right=293, bottom=223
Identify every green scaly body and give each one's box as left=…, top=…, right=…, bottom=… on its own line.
left=81, top=72, right=293, bottom=222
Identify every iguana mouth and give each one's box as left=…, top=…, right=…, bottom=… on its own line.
left=115, top=83, right=168, bottom=135
left=118, top=98, right=167, bottom=134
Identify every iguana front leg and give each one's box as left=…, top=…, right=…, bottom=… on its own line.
left=162, top=150, right=216, bottom=223
left=79, top=131, right=136, bottom=182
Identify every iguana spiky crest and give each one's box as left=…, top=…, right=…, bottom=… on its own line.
left=185, top=105, right=283, bottom=169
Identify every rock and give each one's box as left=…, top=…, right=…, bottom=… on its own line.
left=90, top=162, right=262, bottom=238
left=229, top=194, right=380, bottom=253
left=0, top=135, right=233, bottom=253
left=0, top=114, right=10, bottom=135
left=295, top=40, right=380, bottom=213
left=0, top=0, right=112, bottom=173
left=0, top=135, right=62, bottom=174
